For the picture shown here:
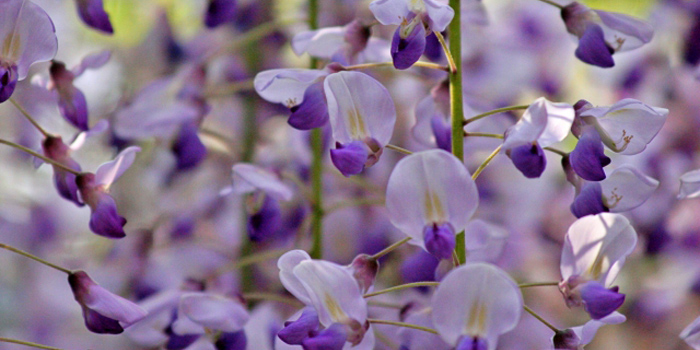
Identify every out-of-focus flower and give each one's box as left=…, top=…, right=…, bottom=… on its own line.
left=204, top=0, right=236, bottom=29
left=681, top=315, right=700, bottom=350
left=292, top=20, right=388, bottom=65
left=171, top=292, right=249, bottom=335
left=431, top=263, right=523, bottom=350
left=679, top=169, right=700, bottom=199
left=75, top=0, right=113, bottom=34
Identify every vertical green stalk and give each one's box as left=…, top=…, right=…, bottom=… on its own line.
left=308, top=0, right=324, bottom=260
left=448, top=0, right=466, bottom=265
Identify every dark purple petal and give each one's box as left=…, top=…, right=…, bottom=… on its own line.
left=552, top=329, right=581, bottom=350
left=423, top=222, right=456, bottom=260
left=684, top=15, right=700, bottom=65
left=569, top=127, right=611, bottom=181
left=76, top=0, right=114, bottom=34
left=0, top=64, right=18, bottom=103
left=575, top=25, right=615, bottom=68
left=456, top=336, right=488, bottom=350
left=42, top=136, right=83, bottom=206
left=508, top=143, right=547, bottom=178
left=165, top=325, right=200, bottom=350
left=348, top=254, right=379, bottom=293
left=88, top=193, right=127, bottom=238
left=423, top=31, right=444, bottom=62
left=289, top=82, right=329, bottom=130
left=82, top=306, right=124, bottom=334
left=580, top=282, right=625, bottom=320
left=278, top=308, right=320, bottom=345
left=54, top=170, right=82, bottom=206
left=570, top=182, right=608, bottom=218
left=330, top=141, right=368, bottom=177
left=205, top=0, right=237, bottom=28
left=247, top=195, right=282, bottom=242
left=400, top=250, right=439, bottom=287
left=216, top=330, right=247, bottom=350
left=391, top=22, right=427, bottom=70
left=51, top=61, right=89, bottom=130
left=301, top=323, right=348, bottom=350
left=430, top=115, right=451, bottom=152
left=172, top=122, right=207, bottom=170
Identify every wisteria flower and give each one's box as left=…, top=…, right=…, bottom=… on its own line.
left=292, top=20, right=389, bottom=65
left=76, top=146, right=141, bottom=238
left=0, top=0, right=58, bottom=102
left=369, top=0, right=454, bottom=69
left=68, top=270, right=147, bottom=334
left=553, top=312, right=626, bottom=349
left=502, top=97, right=574, bottom=178
left=204, top=0, right=236, bottom=28
left=325, top=71, right=396, bottom=176
left=386, top=149, right=479, bottom=259
left=678, top=169, right=700, bottom=199
left=561, top=2, right=654, bottom=68
left=171, top=292, right=249, bottom=336
left=277, top=250, right=372, bottom=348
left=75, top=0, right=113, bottom=33
left=432, top=263, right=523, bottom=350
left=559, top=213, right=637, bottom=319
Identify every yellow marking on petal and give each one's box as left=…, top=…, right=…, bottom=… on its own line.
left=587, top=253, right=610, bottom=281
left=347, top=107, right=368, bottom=140
left=466, top=301, right=488, bottom=336
left=324, top=293, right=347, bottom=323
left=423, top=190, right=446, bottom=223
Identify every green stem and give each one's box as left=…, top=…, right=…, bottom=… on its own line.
left=0, top=139, right=81, bottom=175
left=342, top=61, right=448, bottom=71
left=367, top=319, right=439, bottom=335
left=0, top=337, right=65, bottom=350
left=463, top=105, right=530, bottom=125
left=308, top=0, right=324, bottom=260
left=369, top=237, right=411, bottom=260
left=448, top=0, right=466, bottom=265
left=464, top=132, right=504, bottom=139
left=434, top=31, right=456, bottom=73
left=0, top=243, right=72, bottom=274
left=519, top=281, right=560, bottom=288
left=10, top=98, right=50, bottom=137
left=544, top=146, right=568, bottom=157
left=385, top=144, right=413, bottom=155
left=471, top=145, right=503, bottom=181
left=535, top=0, right=564, bottom=9
left=363, top=281, right=440, bottom=298
left=523, top=305, right=560, bottom=333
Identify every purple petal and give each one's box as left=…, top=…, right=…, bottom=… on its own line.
left=330, top=141, right=368, bottom=177
left=570, top=182, right=607, bottom=218
left=0, top=63, right=18, bottom=103
left=423, top=222, right=456, bottom=260
left=569, top=126, right=611, bottom=181
left=391, top=21, right=426, bottom=70
left=205, top=0, right=237, bottom=28
left=42, top=136, right=83, bottom=206
left=423, top=31, right=444, bottom=62
left=72, top=50, right=112, bottom=76
left=278, top=307, right=319, bottom=345
left=575, top=25, right=615, bottom=68
left=94, top=146, right=141, bottom=188
left=166, top=327, right=201, bottom=350
left=508, top=143, right=547, bottom=178
left=430, top=115, right=451, bottom=152
left=456, top=336, right=488, bottom=350
left=369, top=0, right=409, bottom=26
left=76, top=179, right=127, bottom=238
left=76, top=0, right=113, bottom=33
left=348, top=254, right=379, bottom=294
left=301, top=323, right=348, bottom=350
left=172, top=122, right=207, bottom=170
left=423, top=0, right=456, bottom=32
left=215, top=330, right=247, bottom=350
left=247, top=195, right=282, bottom=242
left=580, top=282, right=625, bottom=320
left=289, top=82, right=329, bottom=130
left=401, top=250, right=440, bottom=286
left=83, top=306, right=124, bottom=334
left=50, top=61, right=89, bottom=131
left=552, top=329, right=581, bottom=350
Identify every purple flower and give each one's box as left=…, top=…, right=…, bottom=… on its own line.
left=204, top=0, right=237, bottom=29
left=75, top=0, right=113, bottom=34
left=171, top=292, right=250, bottom=335
left=292, top=20, right=387, bottom=65
left=42, top=135, right=83, bottom=206
left=0, top=0, right=58, bottom=102
left=68, top=270, right=147, bottom=334
left=569, top=125, right=611, bottom=181
left=553, top=313, right=626, bottom=349
left=391, top=14, right=427, bottom=70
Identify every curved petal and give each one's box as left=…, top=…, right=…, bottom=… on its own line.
left=369, top=0, right=410, bottom=26
left=231, top=163, right=293, bottom=201
left=679, top=169, right=700, bottom=199
left=278, top=250, right=313, bottom=305
left=69, top=271, right=147, bottom=326
left=573, top=311, right=626, bottom=345
left=94, top=146, right=141, bottom=189
left=560, top=213, right=637, bottom=286
left=254, top=69, right=327, bottom=106
left=178, top=292, right=249, bottom=333
left=423, top=0, right=455, bottom=32
left=570, top=182, right=607, bottom=219
left=386, top=149, right=478, bottom=248
left=324, top=71, right=396, bottom=146
left=681, top=315, right=700, bottom=350
left=600, top=165, right=658, bottom=212
left=391, top=21, right=426, bottom=70
left=575, top=24, right=615, bottom=68
left=503, top=97, right=573, bottom=150
left=431, top=263, right=523, bottom=346
left=595, top=10, right=654, bottom=52
left=464, top=220, right=509, bottom=263
left=291, top=26, right=346, bottom=59
left=72, top=50, right=112, bottom=76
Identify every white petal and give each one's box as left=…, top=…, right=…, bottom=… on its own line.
left=324, top=71, right=396, bottom=146
left=386, top=149, right=478, bottom=246
left=231, top=163, right=293, bottom=201
left=292, top=26, right=345, bottom=58
left=72, top=50, right=112, bottom=76
left=369, top=0, right=410, bottom=26
left=560, top=213, right=637, bottom=286
left=431, top=263, right=523, bottom=346
left=0, top=0, right=57, bottom=79
left=502, top=97, right=548, bottom=150
left=278, top=250, right=313, bottom=305
left=601, top=165, right=658, bottom=212
left=423, top=0, right=455, bottom=32
left=94, top=146, right=141, bottom=189
left=679, top=169, right=700, bottom=199
left=573, top=311, right=626, bottom=345
left=254, top=68, right=327, bottom=106
left=177, top=292, right=249, bottom=333
left=537, top=100, right=575, bottom=148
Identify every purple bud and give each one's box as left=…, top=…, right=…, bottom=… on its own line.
left=215, top=330, right=247, bottom=350
left=278, top=308, right=320, bottom=345
left=569, top=127, right=611, bottom=181
left=456, top=336, right=488, bottom=350
left=301, top=323, right=348, bottom=350
left=247, top=195, right=282, bottom=242
left=348, top=254, right=379, bottom=293
left=172, top=122, right=207, bottom=170
left=570, top=182, right=608, bottom=218
left=76, top=173, right=127, bottom=239
left=431, top=115, right=452, bottom=152
left=42, top=136, right=83, bottom=206
left=76, top=0, right=114, bottom=34
left=423, top=222, right=456, bottom=260
left=0, top=63, right=18, bottom=103
left=508, top=143, right=547, bottom=178
left=391, top=18, right=427, bottom=70
left=552, top=329, right=581, bottom=350
left=50, top=61, right=89, bottom=131
left=289, top=82, right=329, bottom=130
left=205, top=0, right=237, bottom=28
left=580, top=282, right=625, bottom=320
left=330, top=141, right=368, bottom=177
left=575, top=25, right=615, bottom=68
left=82, top=307, right=124, bottom=334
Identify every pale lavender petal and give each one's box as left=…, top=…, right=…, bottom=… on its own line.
left=231, top=163, right=293, bottom=201
left=94, top=146, right=141, bottom=189
left=178, top=293, right=249, bottom=333
left=278, top=250, right=313, bottom=305
left=72, top=50, right=112, bottom=76
left=291, top=26, right=345, bottom=58
left=369, top=0, right=410, bottom=26
left=254, top=69, right=328, bottom=107
left=423, top=0, right=455, bottom=32
left=69, top=271, right=148, bottom=327
left=464, top=220, right=509, bottom=263
left=681, top=315, right=700, bottom=349
left=503, top=98, right=549, bottom=150
left=70, top=120, right=109, bottom=150
left=600, top=165, right=658, bottom=212
left=595, top=10, right=654, bottom=52
left=679, top=169, right=700, bottom=199
left=573, top=311, right=626, bottom=345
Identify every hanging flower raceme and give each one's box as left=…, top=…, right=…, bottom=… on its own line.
left=0, top=0, right=58, bottom=102
left=369, top=0, right=454, bottom=69
left=559, top=213, right=637, bottom=320
left=277, top=250, right=373, bottom=349
left=502, top=97, right=575, bottom=178
left=292, top=20, right=388, bottom=65
left=560, top=2, right=654, bottom=68
left=68, top=270, right=147, bottom=334
left=75, top=0, right=113, bottom=34
left=386, top=149, right=479, bottom=259
left=431, top=263, right=523, bottom=350
left=76, top=146, right=141, bottom=238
